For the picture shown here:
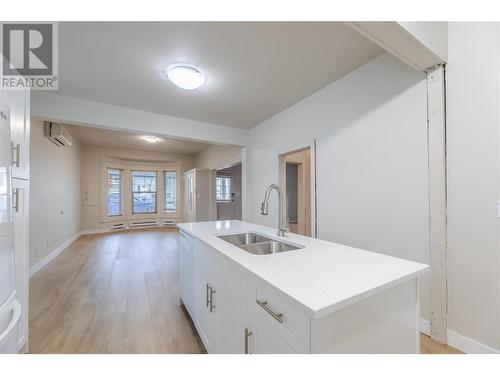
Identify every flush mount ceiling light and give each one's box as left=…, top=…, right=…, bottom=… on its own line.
left=141, top=135, right=161, bottom=143
left=166, top=64, right=206, bottom=90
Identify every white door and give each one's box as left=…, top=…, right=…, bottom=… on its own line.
left=247, top=309, right=296, bottom=354
left=179, top=231, right=196, bottom=318
left=216, top=201, right=235, bottom=220
left=215, top=281, right=248, bottom=354
left=195, top=255, right=216, bottom=353
left=183, top=172, right=195, bottom=222
left=12, top=178, right=28, bottom=351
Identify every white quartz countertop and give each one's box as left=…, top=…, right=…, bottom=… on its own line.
left=177, top=220, right=428, bottom=319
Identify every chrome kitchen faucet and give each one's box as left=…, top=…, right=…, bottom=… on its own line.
left=260, top=184, right=289, bottom=237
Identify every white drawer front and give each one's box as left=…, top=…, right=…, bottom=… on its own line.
left=247, top=277, right=310, bottom=353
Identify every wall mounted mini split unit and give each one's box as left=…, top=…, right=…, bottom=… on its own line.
left=44, top=121, right=73, bottom=147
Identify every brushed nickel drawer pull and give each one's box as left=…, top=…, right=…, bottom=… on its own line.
left=206, top=283, right=210, bottom=308
left=11, top=142, right=20, bottom=168
left=244, top=327, right=252, bottom=354
left=12, top=188, right=19, bottom=213
left=209, top=287, right=216, bottom=312
left=256, top=299, right=283, bottom=323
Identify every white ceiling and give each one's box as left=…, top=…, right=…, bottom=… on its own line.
left=64, top=124, right=211, bottom=155
left=58, top=22, right=383, bottom=129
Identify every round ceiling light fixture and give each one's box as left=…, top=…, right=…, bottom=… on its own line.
left=166, top=64, right=206, bottom=90
left=141, top=135, right=161, bottom=143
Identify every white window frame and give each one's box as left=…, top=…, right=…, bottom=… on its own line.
left=131, top=170, right=158, bottom=214
left=163, top=168, right=179, bottom=215
left=216, top=175, right=232, bottom=202
left=107, top=167, right=123, bottom=217
left=99, top=161, right=183, bottom=223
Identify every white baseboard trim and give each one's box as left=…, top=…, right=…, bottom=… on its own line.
left=419, top=318, right=430, bottom=336
left=79, top=228, right=110, bottom=235
left=420, top=318, right=499, bottom=354
left=448, top=329, right=499, bottom=354
left=29, top=232, right=81, bottom=278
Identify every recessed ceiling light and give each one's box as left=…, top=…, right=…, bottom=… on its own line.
left=166, top=64, right=206, bottom=90
left=141, top=135, right=161, bottom=143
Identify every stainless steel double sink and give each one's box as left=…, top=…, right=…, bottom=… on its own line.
left=216, top=232, right=303, bottom=255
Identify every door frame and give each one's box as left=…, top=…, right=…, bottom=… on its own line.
left=277, top=139, right=317, bottom=238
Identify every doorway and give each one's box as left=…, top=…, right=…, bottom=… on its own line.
left=216, top=163, right=242, bottom=220
left=279, top=144, right=316, bottom=237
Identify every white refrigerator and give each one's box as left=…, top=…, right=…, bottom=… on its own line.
left=0, top=98, right=21, bottom=354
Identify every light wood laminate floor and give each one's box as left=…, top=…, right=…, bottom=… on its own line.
left=29, top=228, right=205, bottom=354
left=29, top=228, right=461, bottom=354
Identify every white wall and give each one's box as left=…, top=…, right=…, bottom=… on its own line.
left=247, top=53, right=430, bottom=319
left=29, top=118, right=82, bottom=267
left=446, top=22, right=500, bottom=351
left=194, top=144, right=243, bottom=169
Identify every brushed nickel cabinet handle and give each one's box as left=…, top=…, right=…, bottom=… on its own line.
left=206, top=283, right=210, bottom=308
left=256, top=299, right=284, bottom=323
left=12, top=188, right=19, bottom=213
left=209, top=288, right=216, bottom=312
left=11, top=142, right=20, bottom=168
left=244, top=327, right=253, bottom=354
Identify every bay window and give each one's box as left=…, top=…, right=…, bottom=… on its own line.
left=164, top=170, right=177, bottom=213
left=107, top=168, right=123, bottom=216
left=132, top=170, right=157, bottom=214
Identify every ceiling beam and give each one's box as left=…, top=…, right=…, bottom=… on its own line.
left=31, top=92, right=249, bottom=146
left=347, top=22, right=446, bottom=71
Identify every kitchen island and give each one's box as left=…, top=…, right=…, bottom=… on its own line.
left=178, top=220, right=428, bottom=354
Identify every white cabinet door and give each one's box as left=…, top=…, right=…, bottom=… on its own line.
left=247, top=309, right=296, bottom=354
left=9, top=90, right=29, bottom=180
left=12, top=178, right=29, bottom=352
left=195, top=255, right=216, bottom=353
left=179, top=231, right=196, bottom=318
left=215, top=279, right=248, bottom=354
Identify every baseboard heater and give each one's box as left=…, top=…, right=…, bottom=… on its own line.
left=129, top=221, right=159, bottom=228
left=110, top=223, right=126, bottom=230
left=163, top=220, right=176, bottom=227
